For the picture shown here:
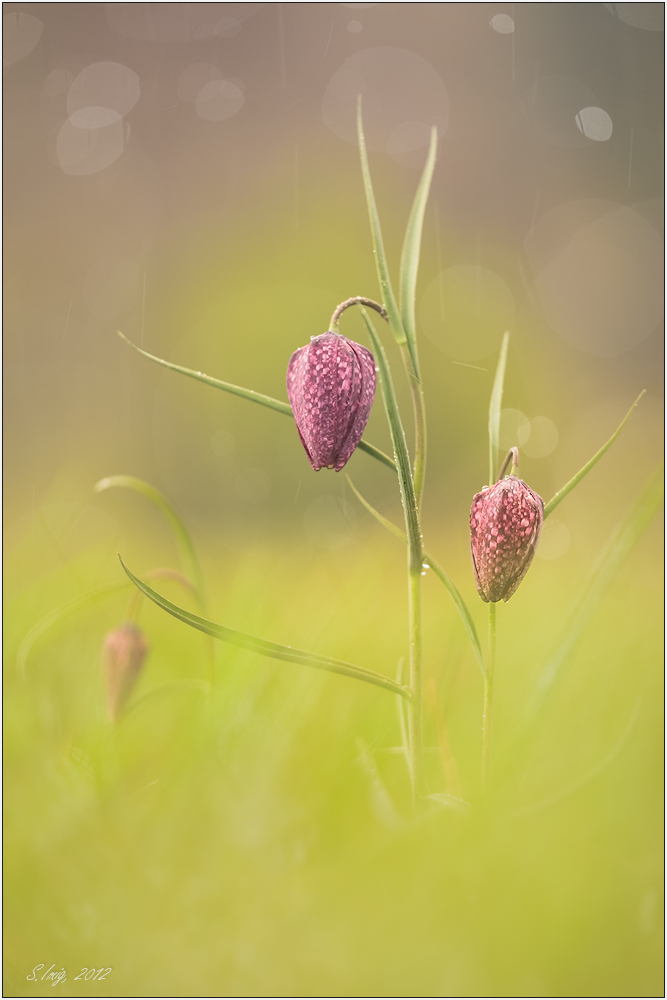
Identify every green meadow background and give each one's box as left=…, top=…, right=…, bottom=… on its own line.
left=4, top=4, right=663, bottom=996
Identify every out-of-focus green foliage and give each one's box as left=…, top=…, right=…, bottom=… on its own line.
left=4, top=481, right=663, bottom=996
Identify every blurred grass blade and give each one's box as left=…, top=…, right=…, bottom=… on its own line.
left=117, top=330, right=395, bottom=471
left=359, top=308, right=421, bottom=562
left=17, top=582, right=130, bottom=680
left=532, top=464, right=663, bottom=706
left=95, top=475, right=206, bottom=608
left=346, top=473, right=484, bottom=674
left=399, top=126, right=437, bottom=377
left=356, top=100, right=407, bottom=352
left=119, top=555, right=411, bottom=700
left=544, top=391, right=646, bottom=518
left=488, top=331, right=510, bottom=484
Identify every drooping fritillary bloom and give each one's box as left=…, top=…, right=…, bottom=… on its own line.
left=470, top=475, right=544, bottom=603
left=103, top=622, right=149, bottom=721
left=286, top=331, right=376, bottom=471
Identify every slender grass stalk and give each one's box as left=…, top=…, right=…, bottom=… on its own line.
left=488, top=332, right=510, bottom=484
left=356, top=102, right=407, bottom=356
left=398, top=126, right=437, bottom=508
left=482, top=602, right=497, bottom=786
left=359, top=308, right=424, bottom=796
left=401, top=347, right=428, bottom=511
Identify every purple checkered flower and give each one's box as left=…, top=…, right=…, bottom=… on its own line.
left=286, top=331, right=376, bottom=471
left=103, top=622, right=148, bottom=721
left=470, top=474, right=544, bottom=603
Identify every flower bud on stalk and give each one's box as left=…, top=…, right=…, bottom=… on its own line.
left=470, top=450, right=543, bottom=603
left=286, top=332, right=376, bottom=472
left=103, top=622, right=149, bottom=721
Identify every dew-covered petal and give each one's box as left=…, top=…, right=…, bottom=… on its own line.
left=470, top=476, right=543, bottom=602
left=286, top=332, right=376, bottom=471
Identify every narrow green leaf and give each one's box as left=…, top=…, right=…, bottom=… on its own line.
left=118, top=329, right=292, bottom=415
left=488, top=331, right=510, bottom=484
left=346, top=473, right=484, bottom=675
left=356, top=101, right=407, bottom=353
left=544, top=391, right=646, bottom=518
left=117, top=330, right=396, bottom=471
left=358, top=308, right=421, bottom=568
left=95, top=475, right=206, bottom=608
left=118, top=555, right=411, bottom=700
left=399, top=126, right=438, bottom=377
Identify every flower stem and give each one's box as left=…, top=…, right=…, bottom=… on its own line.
left=482, top=602, right=497, bottom=787
left=408, top=564, right=424, bottom=799
left=401, top=347, right=427, bottom=511
left=329, top=296, right=387, bottom=331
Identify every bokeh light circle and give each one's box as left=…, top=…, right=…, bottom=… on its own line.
left=56, top=118, right=125, bottom=175
left=323, top=47, right=449, bottom=164
left=490, top=14, right=515, bottom=33
left=498, top=409, right=531, bottom=451
left=347, top=21, right=363, bottom=33
left=420, top=265, right=514, bottom=362
left=195, top=80, right=244, bottom=121
left=3, top=11, right=43, bottom=67
left=522, top=417, right=559, bottom=459
left=575, top=106, right=613, bottom=141
left=525, top=200, right=664, bottom=356
left=67, top=62, right=140, bottom=122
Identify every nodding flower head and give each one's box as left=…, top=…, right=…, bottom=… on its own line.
left=103, top=622, right=149, bottom=722
left=286, top=331, right=376, bottom=472
left=470, top=471, right=544, bottom=604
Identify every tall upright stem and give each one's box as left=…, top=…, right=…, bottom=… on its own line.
left=400, top=344, right=427, bottom=511
left=408, top=562, right=424, bottom=798
left=359, top=309, right=424, bottom=799
left=482, top=602, right=497, bottom=786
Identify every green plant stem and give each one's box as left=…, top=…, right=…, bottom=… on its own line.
left=400, top=344, right=427, bottom=511
left=408, top=565, right=424, bottom=798
left=359, top=308, right=424, bottom=797
left=482, top=602, right=497, bottom=787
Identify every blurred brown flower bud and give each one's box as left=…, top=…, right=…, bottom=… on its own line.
left=103, top=622, right=148, bottom=721
left=470, top=474, right=544, bottom=603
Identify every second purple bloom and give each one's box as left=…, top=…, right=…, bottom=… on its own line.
left=286, top=331, right=376, bottom=472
